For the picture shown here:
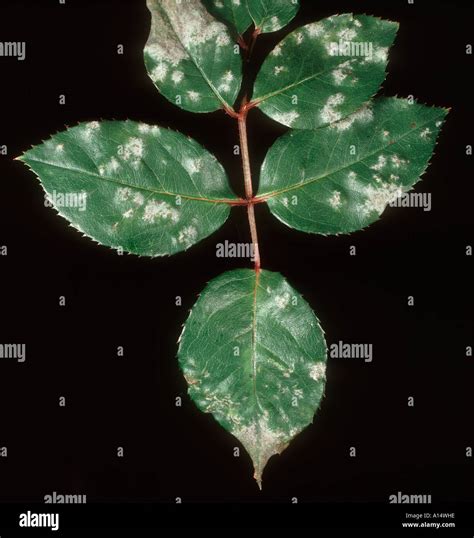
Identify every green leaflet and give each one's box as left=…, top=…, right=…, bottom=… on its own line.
left=258, top=97, right=448, bottom=235
left=202, top=0, right=253, bottom=36
left=253, top=14, right=398, bottom=129
left=247, top=0, right=300, bottom=33
left=144, top=0, right=242, bottom=113
left=19, top=121, right=238, bottom=256
left=178, top=269, right=327, bottom=487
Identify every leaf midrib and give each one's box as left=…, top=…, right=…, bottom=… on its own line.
left=22, top=157, right=237, bottom=205
left=258, top=113, right=445, bottom=200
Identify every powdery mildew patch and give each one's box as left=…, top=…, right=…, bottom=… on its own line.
left=320, top=93, right=345, bottom=124
left=143, top=199, right=180, bottom=224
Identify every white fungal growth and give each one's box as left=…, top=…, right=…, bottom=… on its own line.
left=306, top=22, right=324, bottom=37
left=309, top=362, right=326, bottom=382
left=338, top=28, right=357, bottom=41
left=232, top=0, right=240, bottom=5
left=275, top=292, right=291, bottom=309
left=56, top=144, right=64, bottom=152
left=81, top=121, right=100, bottom=141
left=391, top=154, right=408, bottom=168
left=233, top=415, right=287, bottom=487
left=171, top=70, right=184, bottom=84
left=294, top=31, right=304, bottom=45
left=187, top=91, right=200, bottom=102
left=420, top=128, right=431, bottom=139
left=271, top=43, right=283, bottom=56
left=272, top=111, right=300, bottom=127
left=183, top=157, right=202, bottom=175
left=143, top=200, right=179, bottom=224
left=123, top=208, right=134, bottom=219
left=362, top=182, right=403, bottom=215
left=115, top=187, right=144, bottom=206
left=348, top=171, right=357, bottom=181
left=119, top=137, right=144, bottom=165
left=370, top=154, right=387, bottom=171
left=320, top=93, right=345, bottom=124
left=332, top=103, right=373, bottom=131
left=329, top=190, right=342, bottom=209
left=274, top=65, right=286, bottom=75
left=390, top=174, right=400, bottom=181
left=151, top=62, right=168, bottom=82
left=178, top=225, right=198, bottom=245
left=215, top=0, right=223, bottom=7
left=282, top=197, right=289, bottom=207
left=435, top=120, right=443, bottom=127
left=368, top=46, right=388, bottom=63
left=268, top=16, right=280, bottom=32
left=138, top=124, right=151, bottom=133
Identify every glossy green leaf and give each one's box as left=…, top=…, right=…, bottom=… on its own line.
left=19, top=121, right=238, bottom=256
left=178, top=268, right=327, bottom=487
left=253, top=14, right=398, bottom=129
left=258, top=97, right=448, bottom=235
left=247, top=0, right=300, bottom=33
left=202, top=0, right=253, bottom=36
left=144, top=0, right=242, bottom=113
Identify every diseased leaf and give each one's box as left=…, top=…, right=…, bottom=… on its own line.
left=247, top=0, right=300, bottom=33
left=19, top=121, right=238, bottom=256
left=252, top=14, right=398, bottom=129
left=144, top=0, right=242, bottom=113
left=178, top=268, right=327, bottom=487
left=202, top=0, right=253, bottom=36
left=258, top=97, right=448, bottom=235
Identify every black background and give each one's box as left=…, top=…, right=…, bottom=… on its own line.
left=0, top=0, right=472, bottom=519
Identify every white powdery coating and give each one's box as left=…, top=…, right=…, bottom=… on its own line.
left=362, top=182, right=403, bottom=215
left=294, top=31, right=304, bottom=45
left=161, top=0, right=230, bottom=49
left=309, top=362, right=326, bottom=382
left=119, top=137, right=144, bottom=165
left=123, top=208, right=134, bottom=219
left=306, top=22, right=324, bottom=37
left=391, top=154, right=408, bottom=168
left=420, top=128, right=431, bottom=139
left=171, top=70, right=184, bottom=84
left=329, top=190, right=342, bottom=209
left=187, top=90, right=200, bottom=102
left=271, top=43, right=283, bottom=56
left=178, top=225, right=198, bottom=245
left=275, top=292, right=291, bottom=309
left=233, top=415, right=287, bottom=486
left=99, top=157, right=121, bottom=176
left=338, top=28, right=357, bottom=41
left=320, top=93, right=345, bottom=124
left=143, top=200, right=179, bottom=224
left=56, top=144, right=64, bottom=152
left=115, top=187, right=144, bottom=206
left=332, top=103, right=373, bottom=131
left=80, top=121, right=100, bottom=141
left=274, top=65, right=286, bottom=75
left=370, top=154, right=387, bottom=171
left=267, top=16, right=281, bottom=32
left=183, top=157, right=202, bottom=175
left=151, top=62, right=168, bottom=82
left=138, top=123, right=152, bottom=133
left=366, top=46, right=388, bottom=63
left=272, top=111, right=300, bottom=127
